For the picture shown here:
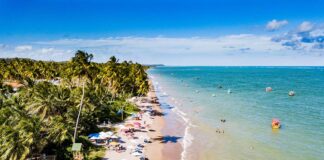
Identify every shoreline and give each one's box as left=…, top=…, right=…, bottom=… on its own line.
left=147, top=80, right=184, bottom=160
left=146, top=80, right=183, bottom=160
left=102, top=80, right=183, bottom=160
left=144, top=81, right=165, bottom=160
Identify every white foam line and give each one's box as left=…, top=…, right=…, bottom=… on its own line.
left=153, top=79, right=193, bottom=160
left=172, top=106, right=193, bottom=160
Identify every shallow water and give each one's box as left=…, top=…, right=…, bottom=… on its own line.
left=149, top=66, right=324, bottom=160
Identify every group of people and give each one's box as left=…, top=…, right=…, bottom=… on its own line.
left=108, top=144, right=126, bottom=153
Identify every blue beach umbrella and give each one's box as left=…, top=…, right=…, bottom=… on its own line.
left=88, top=133, right=99, bottom=137
left=117, top=109, right=123, bottom=115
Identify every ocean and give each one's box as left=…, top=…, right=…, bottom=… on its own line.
left=148, top=66, right=324, bottom=160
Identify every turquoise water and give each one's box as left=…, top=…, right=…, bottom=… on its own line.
left=148, top=67, right=324, bottom=160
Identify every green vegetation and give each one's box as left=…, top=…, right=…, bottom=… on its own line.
left=0, top=50, right=149, bottom=159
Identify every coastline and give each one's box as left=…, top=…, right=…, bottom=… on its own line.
left=144, top=81, right=165, bottom=159
left=146, top=80, right=183, bottom=160
left=102, top=79, right=183, bottom=160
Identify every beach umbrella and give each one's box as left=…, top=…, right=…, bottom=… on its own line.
left=118, top=124, right=127, bottom=130
left=89, top=136, right=99, bottom=140
left=110, top=135, right=119, bottom=139
left=125, top=123, right=134, bottom=128
left=132, top=152, right=142, bottom=156
left=99, top=132, right=110, bottom=139
left=140, top=103, right=152, bottom=107
left=88, top=133, right=99, bottom=137
left=109, top=141, right=119, bottom=146
left=118, top=124, right=125, bottom=128
left=105, top=131, right=114, bottom=136
left=117, top=109, right=123, bottom=115
left=131, top=113, right=138, bottom=118
left=130, top=140, right=138, bottom=144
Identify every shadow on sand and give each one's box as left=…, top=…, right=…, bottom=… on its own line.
left=151, top=110, right=166, bottom=116
left=152, top=135, right=182, bottom=143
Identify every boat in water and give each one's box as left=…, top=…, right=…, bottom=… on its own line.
left=266, top=87, right=272, bottom=92
left=272, top=119, right=281, bottom=129
left=288, top=91, right=295, bottom=96
left=227, top=89, right=232, bottom=94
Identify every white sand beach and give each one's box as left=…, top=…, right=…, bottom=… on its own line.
left=102, top=81, right=171, bottom=160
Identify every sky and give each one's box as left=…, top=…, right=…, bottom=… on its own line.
left=0, top=0, right=324, bottom=65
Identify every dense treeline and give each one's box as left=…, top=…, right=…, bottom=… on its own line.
left=0, top=50, right=149, bottom=159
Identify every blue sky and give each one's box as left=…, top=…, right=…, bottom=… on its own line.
left=1, top=0, right=324, bottom=65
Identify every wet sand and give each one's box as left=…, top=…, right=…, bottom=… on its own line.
left=146, top=81, right=183, bottom=160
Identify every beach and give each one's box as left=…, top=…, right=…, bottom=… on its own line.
left=103, top=80, right=183, bottom=160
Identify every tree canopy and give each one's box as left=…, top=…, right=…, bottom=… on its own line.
left=0, top=51, right=149, bottom=159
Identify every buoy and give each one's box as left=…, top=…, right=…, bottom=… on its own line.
left=272, top=118, right=281, bottom=129
left=266, top=87, right=272, bottom=92
left=288, top=91, right=295, bottom=96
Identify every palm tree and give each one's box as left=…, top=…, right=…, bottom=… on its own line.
left=47, top=116, right=73, bottom=144
left=0, top=96, right=44, bottom=160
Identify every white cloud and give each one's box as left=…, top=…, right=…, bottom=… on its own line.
left=1, top=31, right=323, bottom=65
left=1, top=46, right=74, bottom=61
left=35, top=35, right=285, bottom=56
left=40, top=48, right=55, bottom=54
left=272, top=21, right=324, bottom=51
left=15, top=45, right=33, bottom=52
left=298, top=21, right=313, bottom=32
left=266, top=19, right=288, bottom=31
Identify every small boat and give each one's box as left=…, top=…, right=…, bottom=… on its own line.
left=272, top=119, right=281, bottom=129
left=227, top=89, right=232, bottom=94
left=288, top=91, right=295, bottom=96
left=265, top=87, right=272, bottom=92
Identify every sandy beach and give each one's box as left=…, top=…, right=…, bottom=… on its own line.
left=102, top=80, right=182, bottom=160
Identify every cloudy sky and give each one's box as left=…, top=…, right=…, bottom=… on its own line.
left=0, top=0, right=324, bottom=66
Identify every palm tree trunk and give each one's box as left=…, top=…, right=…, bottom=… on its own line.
left=73, top=81, right=85, bottom=143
